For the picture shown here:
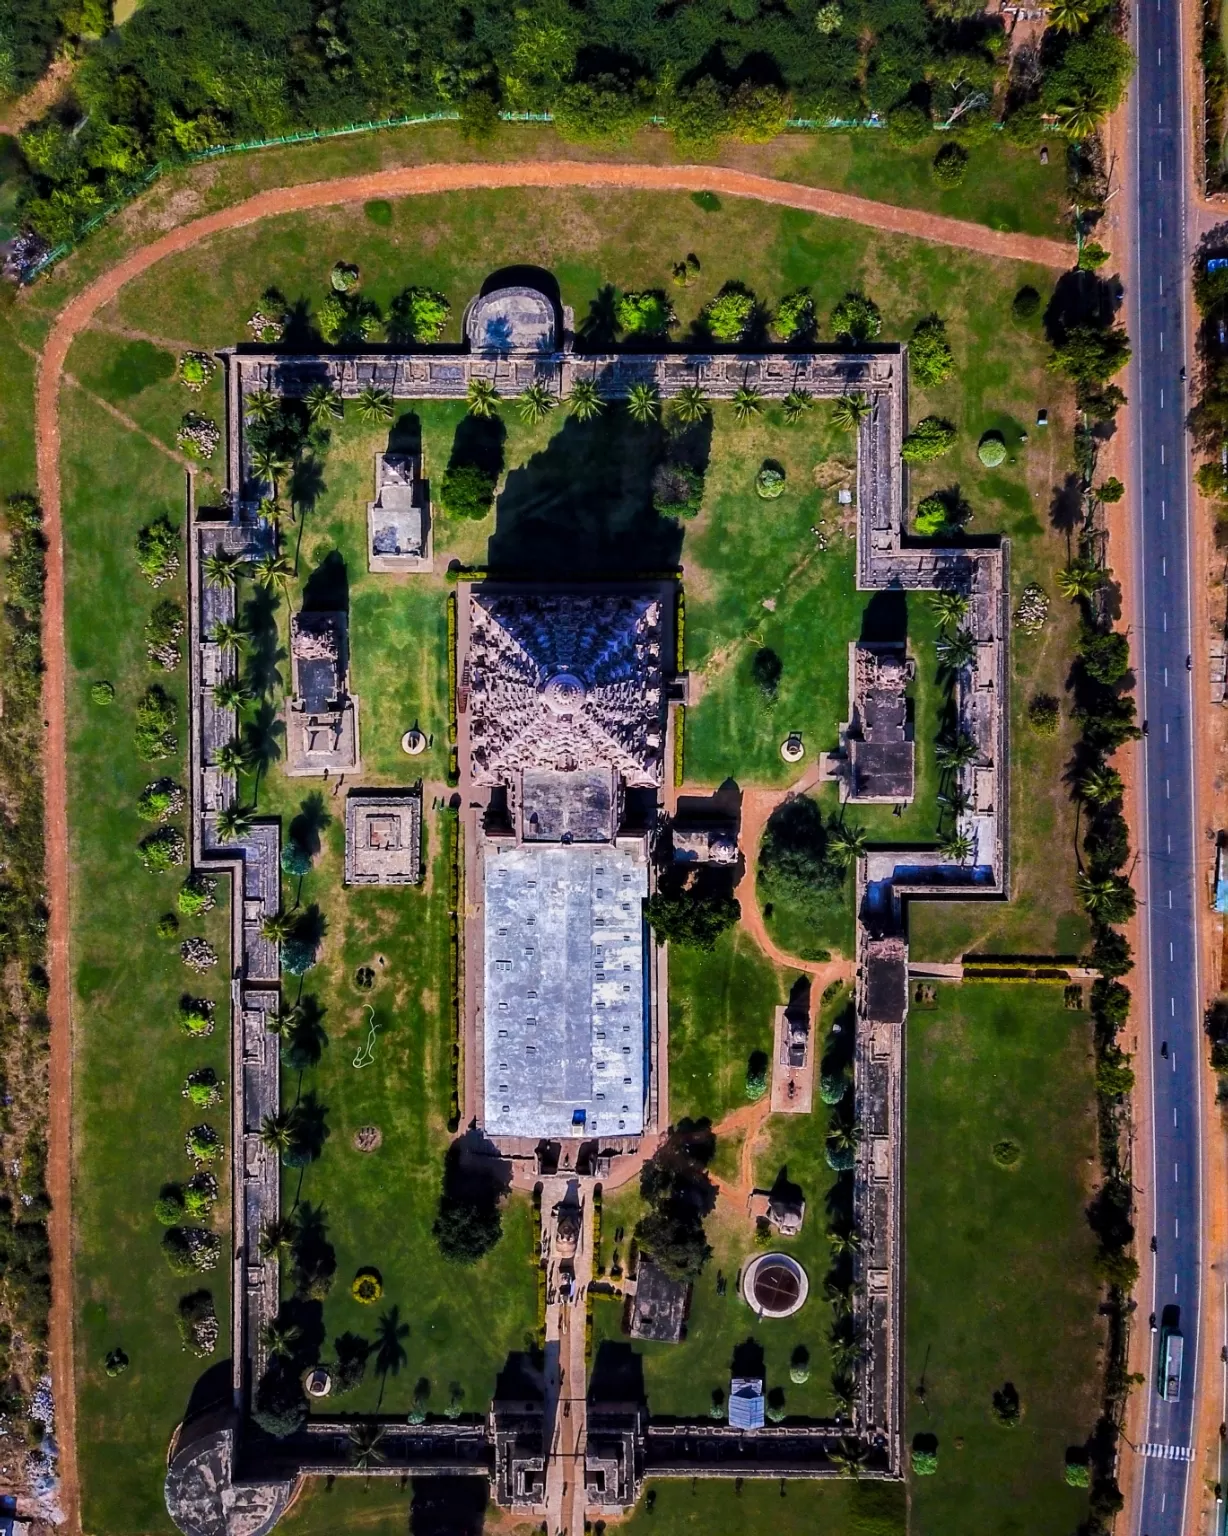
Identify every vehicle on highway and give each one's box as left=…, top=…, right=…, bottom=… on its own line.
left=1160, top=1327, right=1184, bottom=1401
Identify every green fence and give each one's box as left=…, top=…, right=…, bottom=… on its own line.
left=21, top=107, right=887, bottom=283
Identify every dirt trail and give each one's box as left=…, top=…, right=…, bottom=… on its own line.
left=0, top=56, right=76, bottom=138
left=31, top=156, right=1071, bottom=1530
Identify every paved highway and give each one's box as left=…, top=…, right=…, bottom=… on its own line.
left=1127, top=0, right=1205, bottom=1530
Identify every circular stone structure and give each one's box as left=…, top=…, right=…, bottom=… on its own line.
left=741, top=1252, right=809, bottom=1319
left=303, top=1366, right=332, bottom=1398
left=401, top=728, right=426, bottom=755
left=540, top=670, right=588, bottom=715
left=465, top=284, right=557, bottom=355
left=780, top=733, right=805, bottom=763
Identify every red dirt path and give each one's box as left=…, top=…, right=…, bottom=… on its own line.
left=32, top=157, right=1072, bottom=1533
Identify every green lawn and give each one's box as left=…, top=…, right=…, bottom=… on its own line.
left=905, top=982, right=1103, bottom=1535
left=60, top=388, right=233, bottom=1535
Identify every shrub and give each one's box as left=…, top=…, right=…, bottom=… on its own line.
left=1098, top=476, right=1125, bottom=503
left=615, top=290, right=676, bottom=337
left=1012, top=285, right=1041, bottom=320
left=765, top=1387, right=786, bottom=1423
left=161, top=1226, right=220, bottom=1275
left=819, top=1070, right=848, bottom=1106
left=790, top=1345, right=811, bottom=1384
left=830, top=292, right=882, bottom=344
left=913, top=496, right=950, bottom=536
left=135, top=517, right=181, bottom=587
left=176, top=414, right=220, bottom=461
left=177, top=352, right=216, bottom=392
left=104, top=1348, right=130, bottom=1377
left=183, top=1172, right=219, bottom=1217
left=1093, top=1247, right=1139, bottom=1289
left=137, top=778, right=185, bottom=822
left=755, top=463, right=786, bottom=499
left=703, top=283, right=756, bottom=343
left=1065, top=1457, right=1092, bottom=1488
left=1079, top=240, right=1110, bottom=271
left=1080, top=626, right=1130, bottom=685
left=772, top=290, right=815, bottom=343
left=910, top=315, right=954, bottom=387
left=553, top=76, right=653, bottom=145
left=974, top=430, right=1007, bottom=467
left=751, top=647, right=782, bottom=699
left=154, top=1185, right=186, bottom=1225
left=1027, top=694, right=1060, bottom=735
left=178, top=1290, right=219, bottom=1357
left=145, top=599, right=185, bottom=669
left=441, top=463, right=497, bottom=520
left=184, top=1067, right=223, bottom=1109
left=744, top=1051, right=768, bottom=1102
left=155, top=913, right=180, bottom=939
left=134, top=685, right=178, bottom=761
left=364, top=200, right=393, bottom=225
left=253, top=1362, right=308, bottom=1438
left=178, top=997, right=215, bottom=1038
left=185, top=1124, right=222, bottom=1164
left=351, top=1267, right=383, bottom=1304
left=931, top=141, right=969, bottom=186
left=887, top=102, right=931, bottom=144
left=728, top=82, right=790, bottom=142
left=901, top=417, right=957, bottom=463
left=90, top=680, right=115, bottom=705
left=330, top=261, right=360, bottom=293
left=651, top=463, right=703, bottom=520
left=280, top=937, right=317, bottom=976
left=178, top=873, right=217, bottom=917
left=390, top=286, right=451, bottom=343
left=280, top=840, right=313, bottom=877
left=139, top=826, right=186, bottom=873
left=180, top=937, right=219, bottom=973
left=434, top=1144, right=505, bottom=1264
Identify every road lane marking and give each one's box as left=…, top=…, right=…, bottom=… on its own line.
left=1161, top=444, right=1166, bottom=464
left=1170, top=941, right=1174, bottom=960
left=1161, top=388, right=1165, bottom=408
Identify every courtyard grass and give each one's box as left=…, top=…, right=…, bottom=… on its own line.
left=44, top=186, right=1094, bottom=1526
left=905, top=981, right=1103, bottom=1536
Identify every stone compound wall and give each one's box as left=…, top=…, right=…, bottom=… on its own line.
left=168, top=293, right=1012, bottom=1532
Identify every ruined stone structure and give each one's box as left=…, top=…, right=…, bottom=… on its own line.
left=168, top=278, right=1011, bottom=1536
left=367, top=452, right=431, bottom=572
left=285, top=610, right=359, bottom=775
left=343, top=789, right=422, bottom=885
left=832, top=642, right=917, bottom=803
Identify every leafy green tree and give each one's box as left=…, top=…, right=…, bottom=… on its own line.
left=615, top=290, right=675, bottom=337
left=644, top=884, right=740, bottom=950
left=830, top=292, right=882, bottom=344
left=553, top=76, right=652, bottom=145
left=1080, top=626, right=1130, bottom=684
left=440, top=463, right=497, bottom=520
left=772, top=290, right=815, bottom=343
left=1048, top=325, right=1132, bottom=386
left=910, top=315, right=955, bottom=387
left=901, top=417, right=957, bottom=463
left=703, top=283, right=756, bottom=342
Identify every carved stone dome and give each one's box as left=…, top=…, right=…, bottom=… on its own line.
left=541, top=670, right=587, bottom=715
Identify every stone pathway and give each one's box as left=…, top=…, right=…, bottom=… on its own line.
left=540, top=1178, right=594, bottom=1536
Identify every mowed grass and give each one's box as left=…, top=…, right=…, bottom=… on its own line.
left=906, top=981, right=1103, bottom=1535
left=60, top=389, right=233, bottom=1535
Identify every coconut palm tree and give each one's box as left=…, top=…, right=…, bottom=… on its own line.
left=516, top=382, right=556, bottom=425
left=783, top=388, right=814, bottom=424
left=249, top=442, right=292, bottom=501
left=1043, top=0, right=1090, bottom=28
left=465, top=377, right=501, bottom=418
left=257, top=496, right=286, bottom=535
left=258, top=1217, right=298, bottom=1261
left=1081, top=764, right=1124, bottom=806
left=1056, top=87, right=1108, bottom=139
left=732, top=385, right=764, bottom=423
left=941, top=830, right=974, bottom=863
left=355, top=385, right=393, bottom=425
left=258, top=1109, right=298, bottom=1159
left=928, top=589, right=969, bottom=628
left=203, top=549, right=242, bottom=590
left=304, top=383, right=343, bottom=424
left=937, top=784, right=971, bottom=816
left=1056, top=560, right=1102, bottom=601
left=208, top=618, right=249, bottom=656
left=830, top=1436, right=866, bottom=1476
left=936, top=627, right=977, bottom=672
left=567, top=379, right=605, bottom=422
left=832, top=392, right=870, bottom=431
left=826, top=1225, right=862, bottom=1257
left=1076, top=871, right=1129, bottom=919
left=260, top=909, right=297, bottom=945
left=671, top=383, right=710, bottom=425
left=214, top=736, right=253, bottom=776
left=823, top=1280, right=854, bottom=1318
left=829, top=823, right=868, bottom=869
left=214, top=802, right=254, bottom=843
left=830, top=1378, right=856, bottom=1416
left=935, top=731, right=978, bottom=769
left=213, top=677, right=254, bottom=713
left=828, top=1119, right=862, bottom=1156
left=245, top=388, right=279, bottom=426
left=348, top=1422, right=389, bottom=1484
left=253, top=552, right=294, bottom=593
left=260, top=1317, right=302, bottom=1360
left=626, top=382, right=660, bottom=424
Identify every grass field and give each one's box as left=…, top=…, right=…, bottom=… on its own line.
left=29, top=183, right=1093, bottom=1528
left=905, top=982, right=1103, bottom=1535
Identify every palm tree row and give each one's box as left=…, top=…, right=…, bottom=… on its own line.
left=468, top=378, right=868, bottom=429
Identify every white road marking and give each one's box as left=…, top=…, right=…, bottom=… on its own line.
left=1163, top=556, right=1167, bottom=574
left=1161, top=388, right=1165, bottom=408
left=1161, top=443, right=1166, bottom=464
left=1175, top=1162, right=1179, bottom=1182
left=1170, top=941, right=1174, bottom=960
left=1165, top=720, right=1169, bottom=738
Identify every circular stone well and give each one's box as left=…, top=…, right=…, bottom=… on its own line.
left=304, top=1366, right=332, bottom=1398
left=741, top=1252, right=809, bottom=1319
left=401, top=728, right=426, bottom=755
left=780, top=733, right=805, bottom=764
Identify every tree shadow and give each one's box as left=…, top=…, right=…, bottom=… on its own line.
left=767, top=1164, right=804, bottom=1210
left=387, top=410, right=422, bottom=458
left=589, top=1341, right=646, bottom=1405
left=730, top=1336, right=766, bottom=1379
left=301, top=549, right=348, bottom=614
left=289, top=455, right=327, bottom=524
left=289, top=791, right=332, bottom=857
left=490, top=412, right=684, bottom=578
left=290, top=1089, right=331, bottom=1162
left=859, top=589, right=908, bottom=644
left=294, top=902, right=328, bottom=949
left=448, top=414, right=506, bottom=480
left=281, top=996, right=328, bottom=1071
left=241, top=585, right=285, bottom=700
left=1049, top=473, right=1084, bottom=538
left=374, top=1304, right=410, bottom=1409
left=410, top=1476, right=488, bottom=1536
left=1043, top=269, right=1121, bottom=344
left=577, top=284, right=620, bottom=350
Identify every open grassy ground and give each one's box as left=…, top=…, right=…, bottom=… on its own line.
left=31, top=184, right=1092, bottom=1527
left=59, top=387, right=233, bottom=1535
left=905, top=981, right=1103, bottom=1535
